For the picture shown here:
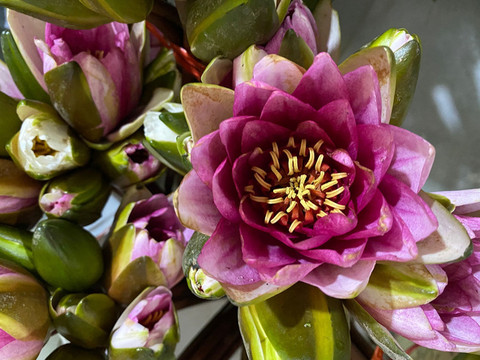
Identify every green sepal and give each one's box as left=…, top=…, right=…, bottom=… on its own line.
left=0, top=90, right=21, bottom=158
left=0, top=224, right=34, bottom=272
left=144, top=48, right=177, bottom=85
left=32, top=219, right=103, bottom=292
left=239, top=282, right=350, bottom=360
left=426, top=192, right=455, bottom=213
left=182, top=231, right=209, bottom=275
left=79, top=0, right=153, bottom=24
left=278, top=29, right=315, bottom=69
left=16, top=99, right=58, bottom=121
left=344, top=299, right=412, bottom=360
left=45, top=343, right=106, bottom=360
left=186, top=0, right=280, bottom=62
left=44, top=61, right=103, bottom=143
left=0, top=0, right=111, bottom=29
left=453, top=354, right=480, bottom=360
left=1, top=30, right=50, bottom=103
left=201, top=56, right=233, bottom=85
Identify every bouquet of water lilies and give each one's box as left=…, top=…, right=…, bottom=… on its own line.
left=0, top=0, right=479, bottom=359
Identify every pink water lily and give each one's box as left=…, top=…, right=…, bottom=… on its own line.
left=176, top=50, right=439, bottom=302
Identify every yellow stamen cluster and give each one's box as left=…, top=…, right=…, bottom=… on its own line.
left=140, top=310, right=165, bottom=329
left=245, top=136, right=348, bottom=233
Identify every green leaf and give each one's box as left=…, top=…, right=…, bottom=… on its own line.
left=278, top=29, right=315, bottom=69
left=344, top=299, right=412, bottom=360
left=79, top=0, right=153, bottom=24
left=1, top=30, right=50, bottom=103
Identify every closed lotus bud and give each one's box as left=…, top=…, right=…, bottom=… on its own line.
left=105, top=193, right=192, bottom=304
left=109, top=286, right=179, bottom=360
left=45, top=343, right=106, bottom=360
left=0, top=158, right=42, bottom=228
left=185, top=0, right=289, bottom=62
left=39, top=167, right=111, bottom=225
left=239, top=282, right=350, bottom=359
left=49, top=289, right=118, bottom=349
left=32, top=219, right=103, bottom=292
left=0, top=258, right=51, bottom=360
left=0, top=223, right=35, bottom=272
left=95, top=132, right=162, bottom=189
left=6, top=101, right=90, bottom=180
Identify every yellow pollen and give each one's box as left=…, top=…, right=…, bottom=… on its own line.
left=313, top=139, right=324, bottom=152
left=271, top=211, right=287, bottom=224
left=250, top=195, right=269, bottom=203
left=252, top=166, right=267, bottom=178
left=300, top=199, right=310, bottom=210
left=272, top=142, right=279, bottom=157
left=324, top=198, right=345, bottom=210
left=270, top=151, right=280, bottom=169
left=264, top=210, right=274, bottom=224
left=315, top=154, right=324, bottom=173
left=299, top=174, right=307, bottom=187
left=326, top=186, right=345, bottom=198
left=273, top=187, right=287, bottom=194
left=299, top=139, right=307, bottom=157
left=293, top=156, right=300, bottom=173
left=287, top=136, right=295, bottom=148
left=270, top=164, right=283, bottom=181
left=313, top=171, right=325, bottom=186
left=267, top=197, right=284, bottom=205
left=316, top=210, right=328, bottom=218
left=289, top=219, right=302, bottom=233
left=286, top=201, right=297, bottom=213
left=332, top=172, right=348, bottom=180
left=306, top=200, right=319, bottom=210
left=301, top=189, right=310, bottom=197
left=331, top=208, right=344, bottom=214
left=255, top=173, right=271, bottom=190
left=244, top=185, right=254, bottom=193
left=305, top=148, right=315, bottom=169
left=321, top=180, right=338, bottom=191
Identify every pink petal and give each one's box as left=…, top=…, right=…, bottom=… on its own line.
left=240, top=120, right=291, bottom=154
left=198, top=218, right=261, bottom=285
left=0, top=61, right=23, bottom=99
left=219, top=116, right=255, bottom=162
left=387, top=125, right=436, bottom=193
left=233, top=81, right=275, bottom=117
left=380, top=174, right=438, bottom=242
left=304, top=260, right=375, bottom=298
left=433, top=189, right=480, bottom=215
left=442, top=314, right=480, bottom=345
left=259, top=261, right=319, bottom=287
left=212, top=159, right=240, bottom=222
left=343, top=65, right=382, bottom=125
left=298, top=238, right=367, bottom=267
left=191, top=130, right=226, bottom=188
left=350, top=162, right=377, bottom=212
left=0, top=339, right=44, bottom=360
left=232, top=153, right=253, bottom=198
left=292, top=52, right=349, bottom=110
left=252, top=55, right=305, bottom=94
left=175, top=171, right=221, bottom=236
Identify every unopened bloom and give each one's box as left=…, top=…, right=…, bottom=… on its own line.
left=105, top=194, right=192, bottom=304
left=176, top=48, right=447, bottom=303
left=109, top=286, right=179, bottom=360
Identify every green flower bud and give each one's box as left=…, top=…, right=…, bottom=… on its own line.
left=0, top=258, right=51, bottom=360
left=239, top=282, right=350, bottom=360
left=49, top=289, right=118, bottom=349
left=6, top=101, right=90, bottom=180
left=0, top=223, right=34, bottom=272
left=95, top=132, right=162, bottom=189
left=0, top=158, right=43, bottom=228
left=45, top=343, right=106, bottom=360
left=32, top=219, right=103, bottom=292
left=39, top=167, right=111, bottom=226
left=78, top=0, right=153, bottom=24
left=187, top=267, right=225, bottom=300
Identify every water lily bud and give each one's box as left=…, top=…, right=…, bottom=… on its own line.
left=105, top=194, right=192, bottom=304
left=239, top=282, right=350, bottom=359
left=232, top=45, right=267, bottom=88
left=0, top=158, right=42, bottom=228
left=32, top=219, right=103, bottom=292
left=45, top=343, right=106, bottom=360
left=0, top=223, right=34, bottom=272
left=185, top=0, right=284, bottom=62
left=109, top=286, right=179, bottom=360
left=39, top=167, right=111, bottom=226
left=6, top=101, right=90, bottom=180
left=95, top=132, right=162, bottom=189
left=49, top=289, right=118, bottom=349
left=144, top=103, right=192, bottom=175
left=0, top=258, right=50, bottom=360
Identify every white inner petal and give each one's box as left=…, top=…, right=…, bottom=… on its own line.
left=111, top=319, right=149, bottom=349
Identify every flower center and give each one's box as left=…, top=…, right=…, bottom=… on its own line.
left=32, top=136, right=57, bottom=157
left=245, top=137, right=347, bottom=233
left=139, top=310, right=164, bottom=330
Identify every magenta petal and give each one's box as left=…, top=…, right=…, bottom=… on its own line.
left=232, top=153, right=252, bottom=197
left=293, top=120, right=335, bottom=148
left=350, top=162, right=377, bottom=212
left=0, top=330, right=15, bottom=348
left=299, top=238, right=367, bottom=267
left=380, top=174, right=438, bottom=242
left=315, top=99, right=358, bottom=158
left=387, top=125, right=436, bottom=193
left=252, top=55, right=305, bottom=94
left=212, top=159, right=240, bottom=222
left=240, top=223, right=296, bottom=268
left=259, top=90, right=317, bottom=129
left=191, top=130, right=227, bottom=188
left=198, top=218, right=260, bottom=285
left=356, top=124, right=395, bottom=186
left=219, top=116, right=255, bottom=162
left=233, top=81, right=275, bottom=117
left=292, top=52, right=349, bottom=110
left=241, top=120, right=291, bottom=154
left=176, top=171, right=221, bottom=236
left=259, top=261, right=319, bottom=286
left=343, top=65, right=382, bottom=125
left=303, top=260, right=375, bottom=298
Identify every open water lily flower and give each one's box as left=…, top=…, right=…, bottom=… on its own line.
left=176, top=49, right=444, bottom=303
